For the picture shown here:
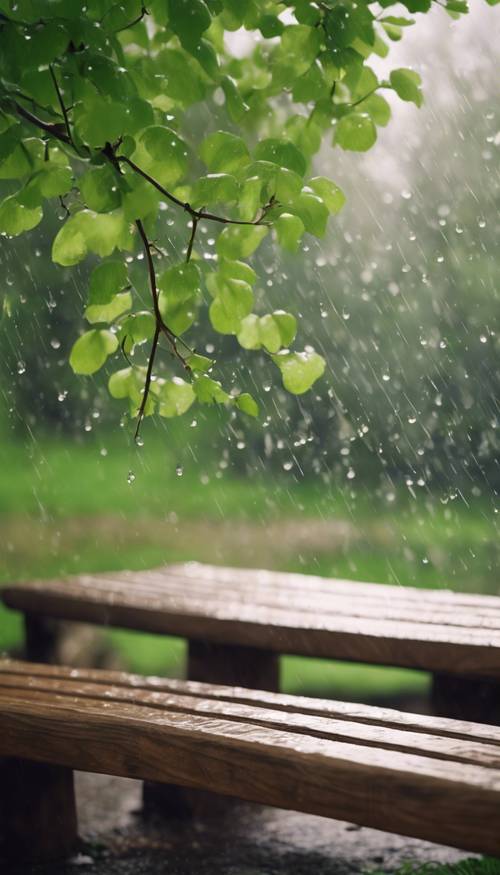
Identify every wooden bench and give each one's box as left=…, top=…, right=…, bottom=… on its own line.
left=1, top=659, right=500, bottom=863
left=2, top=562, right=500, bottom=721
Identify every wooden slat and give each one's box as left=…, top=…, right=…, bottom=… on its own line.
left=3, top=578, right=500, bottom=677
left=166, top=563, right=500, bottom=610
left=0, top=663, right=499, bottom=855
left=3, top=660, right=500, bottom=747
left=1, top=671, right=500, bottom=769
left=3, top=563, right=500, bottom=677
left=28, top=570, right=500, bottom=630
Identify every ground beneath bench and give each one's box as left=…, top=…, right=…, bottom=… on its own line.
left=6, top=772, right=477, bottom=875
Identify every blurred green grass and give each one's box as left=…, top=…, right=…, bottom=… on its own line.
left=0, top=429, right=498, bottom=702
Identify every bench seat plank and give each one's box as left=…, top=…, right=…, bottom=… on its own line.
left=3, top=563, right=500, bottom=677
left=1, top=660, right=500, bottom=856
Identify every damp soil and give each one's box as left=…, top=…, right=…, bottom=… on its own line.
left=4, top=772, right=476, bottom=875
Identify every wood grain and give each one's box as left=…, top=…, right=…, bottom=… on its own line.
left=1, top=660, right=500, bottom=855
left=3, top=563, right=500, bottom=677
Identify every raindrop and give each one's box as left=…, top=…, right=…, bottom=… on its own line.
left=135, top=435, right=144, bottom=447
left=283, top=461, right=293, bottom=471
left=17, top=361, right=26, bottom=375
left=176, top=465, right=183, bottom=477
left=50, top=338, right=61, bottom=350
left=127, top=471, right=136, bottom=485
left=480, top=334, right=488, bottom=344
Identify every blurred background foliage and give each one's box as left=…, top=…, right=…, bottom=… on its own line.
left=0, top=5, right=498, bottom=702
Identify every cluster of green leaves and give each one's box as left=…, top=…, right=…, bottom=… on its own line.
left=0, top=0, right=496, bottom=433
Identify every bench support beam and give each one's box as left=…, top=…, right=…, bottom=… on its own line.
left=431, top=672, right=500, bottom=725
left=24, top=613, right=60, bottom=663
left=0, top=758, right=78, bottom=863
left=187, top=639, right=280, bottom=691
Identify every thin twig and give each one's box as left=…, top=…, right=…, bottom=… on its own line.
left=135, top=219, right=189, bottom=366
left=12, top=100, right=72, bottom=145
left=186, top=216, right=198, bottom=262
left=49, top=64, right=73, bottom=145
left=118, top=155, right=272, bottom=227
left=115, top=4, right=148, bottom=32
left=134, top=325, right=159, bottom=440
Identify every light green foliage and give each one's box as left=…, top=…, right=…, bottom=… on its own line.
left=70, top=329, right=119, bottom=375
left=0, top=0, right=487, bottom=431
left=238, top=311, right=297, bottom=352
left=390, top=68, right=423, bottom=107
left=335, top=113, right=377, bottom=152
left=272, top=349, right=326, bottom=395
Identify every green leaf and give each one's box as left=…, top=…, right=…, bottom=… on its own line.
left=258, top=14, right=284, bottom=38
left=158, top=48, right=207, bottom=105
left=209, top=277, right=253, bottom=334
left=191, top=173, right=239, bottom=207
left=292, top=61, right=327, bottom=103
left=0, top=145, right=31, bottom=180
left=80, top=165, right=121, bottom=213
left=292, top=192, right=329, bottom=237
left=89, top=261, right=129, bottom=306
left=275, top=167, right=303, bottom=204
left=308, top=177, right=346, bottom=215
left=85, top=291, right=132, bottom=325
left=254, top=138, right=307, bottom=177
left=186, top=353, right=213, bottom=373
left=445, top=0, right=468, bottom=12
left=239, top=177, right=262, bottom=221
left=141, top=126, right=189, bottom=183
left=193, top=375, right=230, bottom=404
left=74, top=97, right=128, bottom=148
left=275, top=213, right=305, bottom=253
left=119, top=312, right=156, bottom=350
left=18, top=165, right=73, bottom=208
left=158, top=377, right=196, bottom=417
left=199, top=131, right=250, bottom=173
left=362, top=94, right=391, bottom=127
left=167, top=0, right=211, bottom=51
left=237, top=310, right=297, bottom=352
left=69, top=329, right=118, bottom=375
left=221, top=76, right=249, bottom=122
left=158, top=262, right=200, bottom=335
left=389, top=68, right=423, bottom=107
left=237, top=313, right=260, bottom=349
left=52, top=210, right=131, bottom=266
left=335, top=113, right=377, bottom=152
left=236, top=392, right=259, bottom=417
left=216, top=224, right=268, bottom=259
left=108, top=367, right=134, bottom=399
left=273, top=25, right=322, bottom=85
left=272, top=349, right=326, bottom=394
left=0, top=195, right=42, bottom=236
left=272, top=311, right=298, bottom=348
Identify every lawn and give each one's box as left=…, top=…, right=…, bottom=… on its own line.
left=1, top=425, right=498, bottom=701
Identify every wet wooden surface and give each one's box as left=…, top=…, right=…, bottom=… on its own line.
left=1, top=659, right=500, bottom=856
left=3, top=562, right=500, bottom=677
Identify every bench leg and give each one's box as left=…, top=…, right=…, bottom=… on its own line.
left=187, top=640, right=280, bottom=691
left=143, top=641, right=280, bottom=817
left=431, top=672, right=500, bottom=724
left=0, top=758, right=78, bottom=863
left=24, top=612, right=60, bottom=663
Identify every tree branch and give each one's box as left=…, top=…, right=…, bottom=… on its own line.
left=117, top=154, right=273, bottom=227
left=134, top=325, right=160, bottom=440
left=186, top=216, right=198, bottom=263
left=49, top=64, right=73, bottom=146
left=135, top=219, right=189, bottom=367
